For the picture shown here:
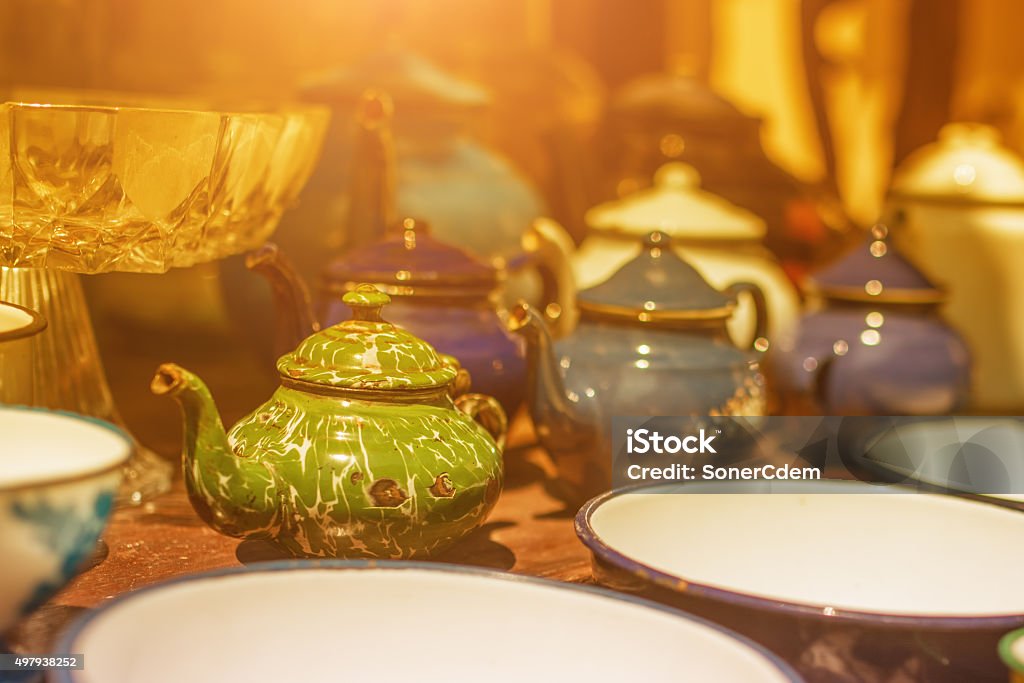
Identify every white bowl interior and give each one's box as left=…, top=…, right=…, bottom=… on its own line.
left=68, top=568, right=792, bottom=683
left=0, top=409, right=131, bottom=487
left=0, top=303, right=33, bottom=334
left=588, top=482, right=1024, bottom=617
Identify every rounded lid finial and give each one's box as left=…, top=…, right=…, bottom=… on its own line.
left=654, top=162, right=701, bottom=190
left=399, top=217, right=431, bottom=250
left=342, top=284, right=391, bottom=322
left=356, top=89, right=395, bottom=130
left=644, top=230, right=671, bottom=250
left=938, top=122, right=1000, bottom=147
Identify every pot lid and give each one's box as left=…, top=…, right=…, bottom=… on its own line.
left=322, top=218, right=497, bottom=293
left=890, top=123, right=1024, bottom=205
left=577, top=231, right=736, bottom=323
left=302, top=46, right=489, bottom=113
left=585, top=163, right=765, bottom=242
left=277, top=285, right=458, bottom=390
left=611, top=70, right=760, bottom=130
left=810, top=223, right=944, bottom=304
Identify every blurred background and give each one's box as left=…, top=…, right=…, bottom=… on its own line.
left=3, top=0, right=1023, bottom=447
left=5, top=0, right=1020, bottom=226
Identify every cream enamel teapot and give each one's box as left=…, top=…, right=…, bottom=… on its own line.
left=889, top=123, right=1024, bottom=411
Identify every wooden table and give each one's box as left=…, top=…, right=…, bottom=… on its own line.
left=6, top=289, right=964, bottom=683
left=8, top=322, right=594, bottom=653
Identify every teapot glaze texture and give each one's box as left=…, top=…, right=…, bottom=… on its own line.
left=509, top=232, right=766, bottom=500
left=153, top=285, right=507, bottom=559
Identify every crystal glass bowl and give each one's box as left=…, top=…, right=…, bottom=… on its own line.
left=0, top=91, right=328, bottom=504
left=0, top=93, right=328, bottom=273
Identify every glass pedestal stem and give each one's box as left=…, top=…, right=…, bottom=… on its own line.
left=0, top=267, right=173, bottom=504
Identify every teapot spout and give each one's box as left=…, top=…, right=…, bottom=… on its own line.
left=506, top=302, right=589, bottom=452
left=151, top=363, right=278, bottom=539
left=246, top=243, right=320, bottom=356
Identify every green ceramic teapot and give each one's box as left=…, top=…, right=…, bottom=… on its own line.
left=151, top=285, right=506, bottom=559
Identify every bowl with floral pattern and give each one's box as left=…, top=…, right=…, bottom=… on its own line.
left=0, top=407, right=130, bottom=638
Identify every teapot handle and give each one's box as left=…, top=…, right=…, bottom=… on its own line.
left=440, top=354, right=472, bottom=398
left=245, top=243, right=320, bottom=357
left=455, top=393, right=508, bottom=452
left=725, top=281, right=769, bottom=351
left=513, top=217, right=578, bottom=339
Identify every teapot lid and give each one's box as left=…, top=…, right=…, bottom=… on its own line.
left=302, top=46, right=489, bottom=113
left=810, top=223, right=944, bottom=304
left=585, top=163, right=765, bottom=242
left=322, top=218, right=498, bottom=294
left=890, top=123, right=1024, bottom=205
left=576, top=232, right=736, bottom=324
left=612, top=70, right=761, bottom=131
left=277, top=285, right=458, bottom=391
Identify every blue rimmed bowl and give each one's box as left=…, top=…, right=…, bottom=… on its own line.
left=53, top=561, right=801, bottom=683
left=0, top=407, right=130, bottom=636
left=577, top=481, right=1024, bottom=682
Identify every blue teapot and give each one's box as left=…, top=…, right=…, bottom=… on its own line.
left=508, top=232, right=768, bottom=500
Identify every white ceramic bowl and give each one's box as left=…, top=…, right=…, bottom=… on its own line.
left=0, top=301, right=45, bottom=340
left=0, top=407, right=130, bottom=633
left=578, top=481, right=1024, bottom=623
left=55, top=562, right=800, bottom=683
left=0, top=301, right=46, bottom=404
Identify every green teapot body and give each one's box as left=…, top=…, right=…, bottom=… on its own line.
left=154, top=286, right=506, bottom=558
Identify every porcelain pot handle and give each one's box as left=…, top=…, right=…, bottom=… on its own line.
left=514, top=217, right=578, bottom=339
left=455, top=393, right=508, bottom=452
left=725, top=281, right=769, bottom=351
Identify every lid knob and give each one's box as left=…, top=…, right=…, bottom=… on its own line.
left=938, top=122, right=1000, bottom=148
left=398, top=217, right=431, bottom=250
left=575, top=225, right=735, bottom=325
left=653, top=162, right=701, bottom=190
left=343, top=284, right=391, bottom=322
left=644, top=230, right=672, bottom=255
left=357, top=89, right=395, bottom=130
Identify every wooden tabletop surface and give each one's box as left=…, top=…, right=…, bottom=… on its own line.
left=8, top=312, right=595, bottom=654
